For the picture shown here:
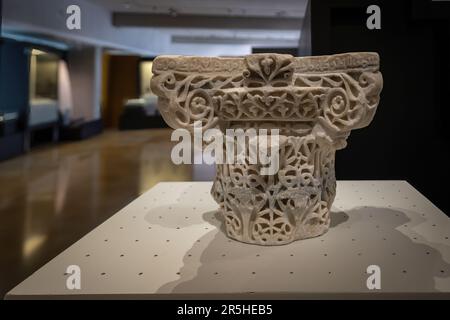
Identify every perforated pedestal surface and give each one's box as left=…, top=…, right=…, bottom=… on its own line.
left=6, top=181, right=450, bottom=299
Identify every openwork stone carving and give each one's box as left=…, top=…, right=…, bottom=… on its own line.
left=151, top=53, right=383, bottom=245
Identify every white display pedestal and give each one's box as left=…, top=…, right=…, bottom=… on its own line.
left=5, top=181, right=450, bottom=299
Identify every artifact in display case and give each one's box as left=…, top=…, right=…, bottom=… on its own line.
left=151, top=52, right=383, bottom=245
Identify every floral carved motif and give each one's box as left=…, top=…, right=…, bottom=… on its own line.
left=151, top=52, right=383, bottom=245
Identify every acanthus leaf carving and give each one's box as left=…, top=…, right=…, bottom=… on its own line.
left=151, top=52, right=383, bottom=245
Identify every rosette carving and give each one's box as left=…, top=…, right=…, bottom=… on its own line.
left=243, top=54, right=294, bottom=87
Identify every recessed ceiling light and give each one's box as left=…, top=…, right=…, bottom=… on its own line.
left=32, top=49, right=48, bottom=56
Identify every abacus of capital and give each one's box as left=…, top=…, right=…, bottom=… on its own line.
left=151, top=52, right=383, bottom=246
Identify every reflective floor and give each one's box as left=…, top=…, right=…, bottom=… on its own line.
left=0, top=129, right=215, bottom=297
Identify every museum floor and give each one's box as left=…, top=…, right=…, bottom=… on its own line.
left=0, top=129, right=215, bottom=297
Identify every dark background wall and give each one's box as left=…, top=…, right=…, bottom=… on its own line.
left=299, top=0, right=311, bottom=56
left=305, top=0, right=450, bottom=214
left=0, top=39, right=29, bottom=160
left=103, top=55, right=139, bottom=128
left=252, top=47, right=299, bottom=55
left=0, top=40, right=29, bottom=116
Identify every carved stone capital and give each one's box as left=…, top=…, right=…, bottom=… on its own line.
left=151, top=52, right=383, bottom=245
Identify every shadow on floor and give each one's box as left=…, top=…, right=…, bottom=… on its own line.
left=155, top=206, right=450, bottom=297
